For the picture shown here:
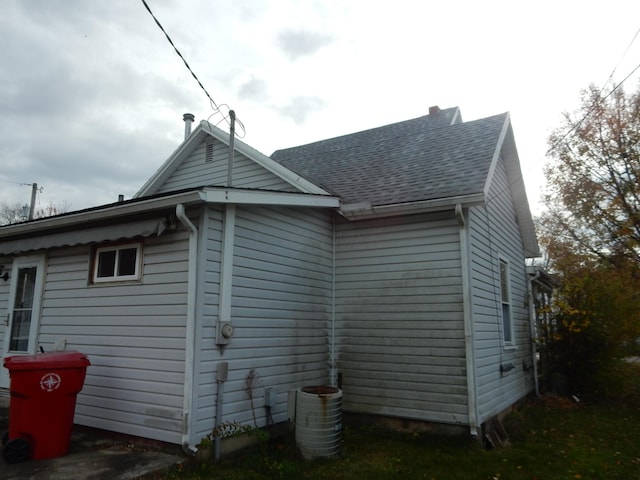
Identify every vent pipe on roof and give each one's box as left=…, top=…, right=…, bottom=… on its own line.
left=227, top=110, right=236, bottom=187
left=183, top=113, right=195, bottom=139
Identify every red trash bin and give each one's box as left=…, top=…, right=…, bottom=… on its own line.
left=2, top=351, right=90, bottom=463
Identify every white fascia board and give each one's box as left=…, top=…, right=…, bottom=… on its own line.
left=483, top=113, right=511, bottom=197
left=450, top=107, right=462, bottom=125
left=200, top=121, right=330, bottom=195
left=483, top=116, right=540, bottom=258
left=202, top=188, right=339, bottom=208
left=340, top=193, right=485, bottom=220
left=135, top=127, right=209, bottom=198
left=0, top=190, right=205, bottom=240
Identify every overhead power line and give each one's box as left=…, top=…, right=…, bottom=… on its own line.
left=546, top=60, right=640, bottom=156
left=140, top=0, right=219, bottom=109
left=603, top=25, right=640, bottom=87
left=139, top=0, right=245, bottom=136
left=547, top=23, right=640, bottom=156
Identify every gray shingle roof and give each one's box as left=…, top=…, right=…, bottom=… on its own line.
left=271, top=108, right=508, bottom=206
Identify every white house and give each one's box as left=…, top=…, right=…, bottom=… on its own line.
left=0, top=106, right=539, bottom=451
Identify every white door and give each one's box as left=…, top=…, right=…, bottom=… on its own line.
left=0, top=255, right=46, bottom=389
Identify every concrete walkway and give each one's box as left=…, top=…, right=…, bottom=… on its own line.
left=1, top=405, right=184, bottom=480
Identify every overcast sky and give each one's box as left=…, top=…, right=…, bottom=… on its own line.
left=2, top=0, right=640, bottom=216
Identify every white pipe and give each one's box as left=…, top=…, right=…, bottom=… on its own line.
left=457, top=204, right=480, bottom=437
left=227, top=110, right=236, bottom=187
left=214, top=379, right=225, bottom=460
left=183, top=113, right=195, bottom=140
left=528, top=269, right=542, bottom=397
left=29, top=183, right=38, bottom=220
left=214, top=361, right=228, bottom=461
left=176, top=203, right=199, bottom=453
left=217, top=205, right=236, bottom=345
left=330, top=215, right=337, bottom=386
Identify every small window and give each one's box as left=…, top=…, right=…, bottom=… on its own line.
left=92, top=242, right=142, bottom=283
left=499, top=259, right=513, bottom=345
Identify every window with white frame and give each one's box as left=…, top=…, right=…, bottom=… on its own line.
left=499, top=258, right=513, bottom=345
left=92, top=242, right=142, bottom=283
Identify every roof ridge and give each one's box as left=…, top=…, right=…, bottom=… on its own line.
left=272, top=107, right=460, bottom=157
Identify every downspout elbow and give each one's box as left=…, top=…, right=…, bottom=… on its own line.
left=176, top=203, right=197, bottom=235
left=455, top=204, right=465, bottom=227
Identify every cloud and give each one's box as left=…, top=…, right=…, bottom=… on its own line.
left=1, top=0, right=639, bottom=219
left=0, top=1, right=199, bottom=209
left=237, top=76, right=269, bottom=102
left=275, top=96, right=327, bottom=124
left=276, top=30, right=334, bottom=60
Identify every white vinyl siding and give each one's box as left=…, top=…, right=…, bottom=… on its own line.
left=469, top=155, right=533, bottom=424
left=193, top=206, right=333, bottom=439
left=0, top=259, right=11, bottom=388
left=192, top=206, right=223, bottom=439
left=156, top=139, right=295, bottom=193
left=35, top=231, right=191, bottom=444
left=335, top=212, right=469, bottom=425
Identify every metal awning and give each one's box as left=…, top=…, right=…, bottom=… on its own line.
left=0, top=218, right=162, bottom=255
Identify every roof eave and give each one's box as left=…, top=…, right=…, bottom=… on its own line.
left=339, top=193, right=485, bottom=220
left=0, top=190, right=206, bottom=242
left=202, top=187, right=339, bottom=208
left=0, top=187, right=340, bottom=244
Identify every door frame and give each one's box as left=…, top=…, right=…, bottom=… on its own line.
left=0, top=254, right=46, bottom=389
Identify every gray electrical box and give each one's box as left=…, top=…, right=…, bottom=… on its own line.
left=216, top=361, right=228, bottom=382
left=264, top=387, right=277, bottom=408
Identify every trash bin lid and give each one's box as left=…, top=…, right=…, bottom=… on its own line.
left=3, top=351, right=90, bottom=370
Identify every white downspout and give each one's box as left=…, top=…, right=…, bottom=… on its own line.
left=528, top=269, right=542, bottom=397
left=330, top=215, right=337, bottom=386
left=216, top=205, right=236, bottom=345
left=456, top=204, right=480, bottom=437
left=176, top=203, right=198, bottom=453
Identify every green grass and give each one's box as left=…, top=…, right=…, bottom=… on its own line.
left=163, top=366, right=640, bottom=480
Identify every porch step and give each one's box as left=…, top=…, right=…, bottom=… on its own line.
left=484, top=418, right=510, bottom=449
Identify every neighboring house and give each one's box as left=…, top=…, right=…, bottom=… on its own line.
left=0, top=105, right=539, bottom=451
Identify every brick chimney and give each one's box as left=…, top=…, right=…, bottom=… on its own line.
left=428, top=105, right=441, bottom=116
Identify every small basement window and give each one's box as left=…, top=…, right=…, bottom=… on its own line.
left=92, top=242, right=142, bottom=283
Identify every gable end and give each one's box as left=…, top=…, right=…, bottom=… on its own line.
left=136, top=121, right=331, bottom=199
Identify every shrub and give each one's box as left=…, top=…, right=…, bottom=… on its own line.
left=539, top=261, right=640, bottom=400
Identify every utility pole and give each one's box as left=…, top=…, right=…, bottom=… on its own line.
left=28, top=183, right=38, bottom=220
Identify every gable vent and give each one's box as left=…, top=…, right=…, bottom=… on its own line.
left=205, top=141, right=214, bottom=163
